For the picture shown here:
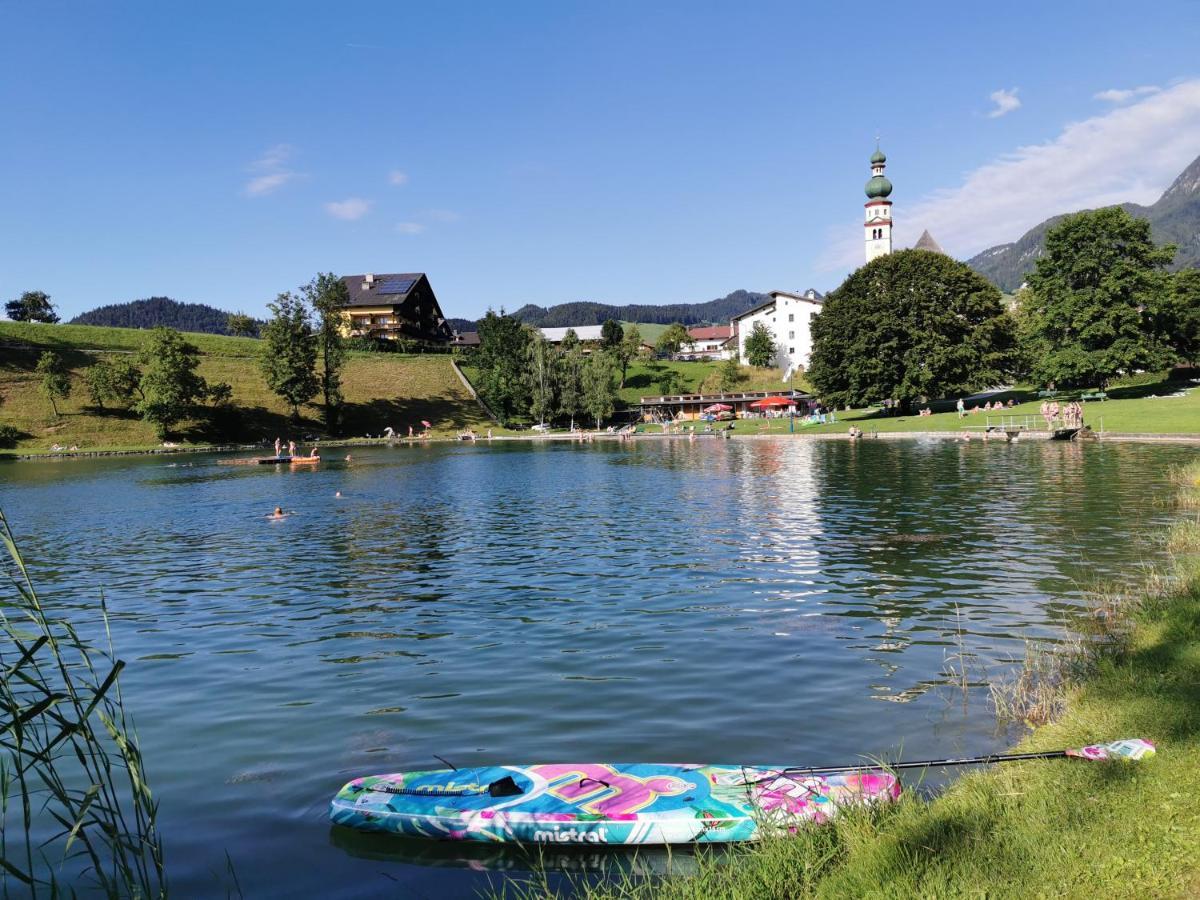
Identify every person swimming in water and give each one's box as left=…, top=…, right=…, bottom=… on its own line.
left=269, top=506, right=286, bottom=519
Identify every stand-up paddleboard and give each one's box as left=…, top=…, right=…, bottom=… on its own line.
left=330, top=763, right=900, bottom=845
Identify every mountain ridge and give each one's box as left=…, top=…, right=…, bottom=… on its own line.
left=967, top=154, right=1200, bottom=291
left=69, top=297, right=247, bottom=335
left=449, top=289, right=771, bottom=332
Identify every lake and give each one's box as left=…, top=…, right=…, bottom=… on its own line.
left=0, top=437, right=1192, bottom=897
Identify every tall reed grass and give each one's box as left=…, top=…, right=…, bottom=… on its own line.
left=0, top=508, right=166, bottom=897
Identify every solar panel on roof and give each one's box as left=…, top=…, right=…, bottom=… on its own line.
left=377, top=278, right=415, bottom=295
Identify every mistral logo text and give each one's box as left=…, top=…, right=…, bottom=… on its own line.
left=532, top=827, right=609, bottom=843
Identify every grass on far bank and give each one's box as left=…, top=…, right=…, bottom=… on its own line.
left=0, top=319, right=265, bottom=357
left=549, top=464, right=1200, bottom=899
left=0, top=322, right=494, bottom=453
left=644, top=371, right=1200, bottom=436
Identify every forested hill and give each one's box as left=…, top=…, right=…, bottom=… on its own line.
left=967, top=153, right=1200, bottom=292
left=461, top=289, right=768, bottom=330
left=70, top=297, right=244, bottom=334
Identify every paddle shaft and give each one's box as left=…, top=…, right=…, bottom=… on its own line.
left=775, top=748, right=1077, bottom=778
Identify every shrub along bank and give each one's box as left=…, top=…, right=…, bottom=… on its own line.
left=571, top=462, right=1200, bottom=899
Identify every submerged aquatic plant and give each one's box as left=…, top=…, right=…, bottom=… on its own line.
left=0, top=508, right=166, bottom=897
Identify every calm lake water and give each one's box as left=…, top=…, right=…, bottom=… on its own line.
left=0, top=438, right=1194, bottom=896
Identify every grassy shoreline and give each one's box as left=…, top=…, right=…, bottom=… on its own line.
left=557, top=461, right=1200, bottom=899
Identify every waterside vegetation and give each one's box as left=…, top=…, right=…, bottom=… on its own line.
left=544, top=460, right=1200, bottom=899
left=0, top=509, right=166, bottom=896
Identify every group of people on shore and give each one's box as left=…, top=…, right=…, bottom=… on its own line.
left=1040, top=400, right=1084, bottom=429
left=956, top=398, right=1016, bottom=418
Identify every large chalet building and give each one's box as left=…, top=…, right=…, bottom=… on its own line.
left=337, top=272, right=453, bottom=343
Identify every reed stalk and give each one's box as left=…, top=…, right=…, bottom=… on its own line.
left=0, top=508, right=166, bottom=897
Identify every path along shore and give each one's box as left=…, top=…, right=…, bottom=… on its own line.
left=6, top=426, right=1200, bottom=461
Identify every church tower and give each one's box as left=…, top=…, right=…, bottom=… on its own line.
left=864, top=145, right=893, bottom=262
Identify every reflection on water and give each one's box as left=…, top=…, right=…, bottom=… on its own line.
left=0, top=439, right=1189, bottom=897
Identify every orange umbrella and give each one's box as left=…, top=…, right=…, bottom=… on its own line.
left=749, top=396, right=796, bottom=409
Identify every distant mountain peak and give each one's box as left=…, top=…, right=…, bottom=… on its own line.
left=1159, top=154, right=1200, bottom=204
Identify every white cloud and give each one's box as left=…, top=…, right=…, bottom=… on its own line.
left=1094, top=85, right=1161, bottom=103
left=324, top=197, right=372, bottom=220
left=243, top=144, right=299, bottom=196
left=254, top=144, right=293, bottom=170
left=388, top=170, right=409, bottom=186
left=245, top=172, right=296, bottom=196
left=818, top=79, right=1200, bottom=271
left=987, top=88, right=1021, bottom=118
left=396, top=222, right=426, bottom=235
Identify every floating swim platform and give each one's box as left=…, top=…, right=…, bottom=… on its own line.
left=330, top=763, right=900, bottom=845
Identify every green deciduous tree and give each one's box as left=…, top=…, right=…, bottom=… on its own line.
left=135, top=327, right=214, bottom=437
left=809, top=249, right=1018, bottom=410
left=601, top=319, right=624, bottom=349
left=616, top=325, right=642, bottom=388
left=7, top=290, right=59, bottom=323
left=260, top=292, right=319, bottom=420
left=526, top=329, right=556, bottom=426
left=557, top=344, right=586, bottom=426
left=1021, top=207, right=1176, bottom=387
left=226, top=312, right=259, bottom=337
left=582, top=351, right=616, bottom=429
left=718, top=356, right=745, bottom=391
left=655, top=323, right=690, bottom=359
left=84, top=358, right=145, bottom=410
left=1163, top=268, right=1200, bottom=365
left=302, top=272, right=350, bottom=432
left=35, top=351, right=70, bottom=417
left=476, top=310, right=532, bottom=425
left=743, top=321, right=776, bottom=368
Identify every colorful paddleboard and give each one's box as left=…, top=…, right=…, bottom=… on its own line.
left=330, top=763, right=900, bottom=845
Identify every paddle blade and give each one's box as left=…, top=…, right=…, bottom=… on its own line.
left=1066, top=738, right=1156, bottom=761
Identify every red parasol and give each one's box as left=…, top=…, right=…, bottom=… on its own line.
left=749, top=396, right=796, bottom=409
left=421, top=420, right=432, bottom=428
left=703, top=403, right=732, bottom=413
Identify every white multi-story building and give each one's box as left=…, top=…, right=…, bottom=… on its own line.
left=731, top=288, right=824, bottom=379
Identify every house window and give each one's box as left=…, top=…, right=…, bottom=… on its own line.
left=789, top=347, right=795, bottom=355
left=788, top=313, right=794, bottom=322
left=789, top=331, right=794, bottom=340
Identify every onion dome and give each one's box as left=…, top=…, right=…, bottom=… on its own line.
left=870, top=148, right=886, bottom=165
left=865, top=174, right=893, bottom=199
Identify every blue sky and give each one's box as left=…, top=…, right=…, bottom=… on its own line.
left=2, top=1, right=1199, bottom=322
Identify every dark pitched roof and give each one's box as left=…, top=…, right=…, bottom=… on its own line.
left=340, top=273, right=425, bottom=308
left=339, top=272, right=453, bottom=342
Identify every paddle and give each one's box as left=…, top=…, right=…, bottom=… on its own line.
left=759, top=738, right=1155, bottom=780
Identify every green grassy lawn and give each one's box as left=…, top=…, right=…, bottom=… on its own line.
left=577, top=468, right=1200, bottom=899
left=619, top=359, right=794, bottom=405
left=0, top=328, right=493, bottom=452
left=0, top=320, right=265, bottom=357
left=620, top=322, right=668, bottom=344
left=655, top=376, right=1200, bottom=436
